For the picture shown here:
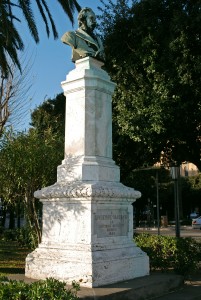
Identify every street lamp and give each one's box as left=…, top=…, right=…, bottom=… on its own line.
left=156, top=170, right=160, bottom=235
left=170, top=166, right=180, bottom=238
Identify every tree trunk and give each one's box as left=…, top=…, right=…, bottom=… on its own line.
left=25, top=193, right=42, bottom=245
left=31, top=197, right=42, bottom=244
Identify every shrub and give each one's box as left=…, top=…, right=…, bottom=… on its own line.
left=134, top=233, right=201, bottom=276
left=0, top=276, right=79, bottom=300
left=0, top=226, right=38, bottom=249
left=0, top=226, right=4, bottom=235
left=15, top=226, right=38, bottom=249
left=1, top=229, right=17, bottom=241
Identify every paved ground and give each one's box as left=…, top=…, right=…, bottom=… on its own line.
left=156, top=273, right=201, bottom=300
left=7, top=271, right=201, bottom=299
left=135, top=225, right=201, bottom=238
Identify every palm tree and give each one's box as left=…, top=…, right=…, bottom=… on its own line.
left=0, top=0, right=81, bottom=77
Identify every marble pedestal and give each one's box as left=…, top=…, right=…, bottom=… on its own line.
left=25, top=57, right=149, bottom=287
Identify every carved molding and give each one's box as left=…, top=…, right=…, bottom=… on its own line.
left=34, top=181, right=141, bottom=200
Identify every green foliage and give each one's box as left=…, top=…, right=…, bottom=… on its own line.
left=180, top=174, right=201, bottom=217
left=134, top=233, right=201, bottom=276
left=0, top=127, right=63, bottom=245
left=0, top=128, right=62, bottom=195
left=30, top=93, right=65, bottom=137
left=0, top=1, right=81, bottom=77
left=123, top=168, right=172, bottom=220
left=0, top=229, right=17, bottom=242
left=0, top=92, right=65, bottom=245
left=0, top=226, right=36, bottom=252
left=100, top=0, right=201, bottom=170
left=0, top=277, right=79, bottom=300
left=15, top=226, right=38, bottom=250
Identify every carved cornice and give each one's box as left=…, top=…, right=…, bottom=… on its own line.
left=34, top=181, right=141, bottom=200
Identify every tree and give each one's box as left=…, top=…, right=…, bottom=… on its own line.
left=0, top=127, right=63, bottom=244
left=181, top=174, right=201, bottom=218
left=0, top=55, right=33, bottom=137
left=123, top=167, right=172, bottom=222
left=99, top=0, right=201, bottom=170
left=0, top=91, right=65, bottom=243
left=30, top=93, right=65, bottom=137
left=0, top=0, right=81, bottom=77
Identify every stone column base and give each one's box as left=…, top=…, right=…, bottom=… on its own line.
left=26, top=243, right=149, bottom=287
left=25, top=181, right=149, bottom=287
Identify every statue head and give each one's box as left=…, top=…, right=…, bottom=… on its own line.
left=78, top=7, right=97, bottom=34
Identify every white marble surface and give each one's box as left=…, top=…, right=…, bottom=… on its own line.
left=57, top=156, right=120, bottom=182
left=59, top=57, right=118, bottom=182
left=26, top=190, right=149, bottom=287
left=26, top=57, right=149, bottom=287
left=62, top=57, right=115, bottom=159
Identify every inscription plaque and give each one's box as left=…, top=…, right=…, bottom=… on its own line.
left=94, top=209, right=129, bottom=237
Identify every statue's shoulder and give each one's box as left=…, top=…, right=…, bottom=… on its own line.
left=75, top=29, right=87, bottom=38
left=61, top=31, right=76, bottom=44
left=62, top=31, right=76, bottom=39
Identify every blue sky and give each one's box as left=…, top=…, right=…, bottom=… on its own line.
left=17, top=0, right=103, bottom=131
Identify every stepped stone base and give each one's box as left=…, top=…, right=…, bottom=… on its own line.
left=26, top=243, right=148, bottom=287
left=25, top=181, right=149, bottom=287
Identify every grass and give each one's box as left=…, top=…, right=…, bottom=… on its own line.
left=0, top=239, right=31, bottom=275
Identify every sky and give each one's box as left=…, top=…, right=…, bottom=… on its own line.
left=15, top=0, right=103, bottom=131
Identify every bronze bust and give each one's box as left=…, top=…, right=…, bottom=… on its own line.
left=61, top=7, right=105, bottom=62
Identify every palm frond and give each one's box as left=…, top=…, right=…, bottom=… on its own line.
left=0, top=0, right=81, bottom=77
left=18, top=0, right=39, bottom=43
left=57, top=0, right=81, bottom=24
left=39, top=0, right=58, bottom=39
left=35, top=0, right=51, bottom=38
left=3, top=43, right=21, bottom=73
left=0, top=2, right=23, bottom=76
left=72, top=0, right=81, bottom=13
left=0, top=45, right=11, bottom=78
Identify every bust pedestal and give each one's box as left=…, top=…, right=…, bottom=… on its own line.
left=25, top=57, right=149, bottom=287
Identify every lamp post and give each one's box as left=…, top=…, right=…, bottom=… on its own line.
left=170, top=166, right=180, bottom=238
left=156, top=170, right=160, bottom=235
